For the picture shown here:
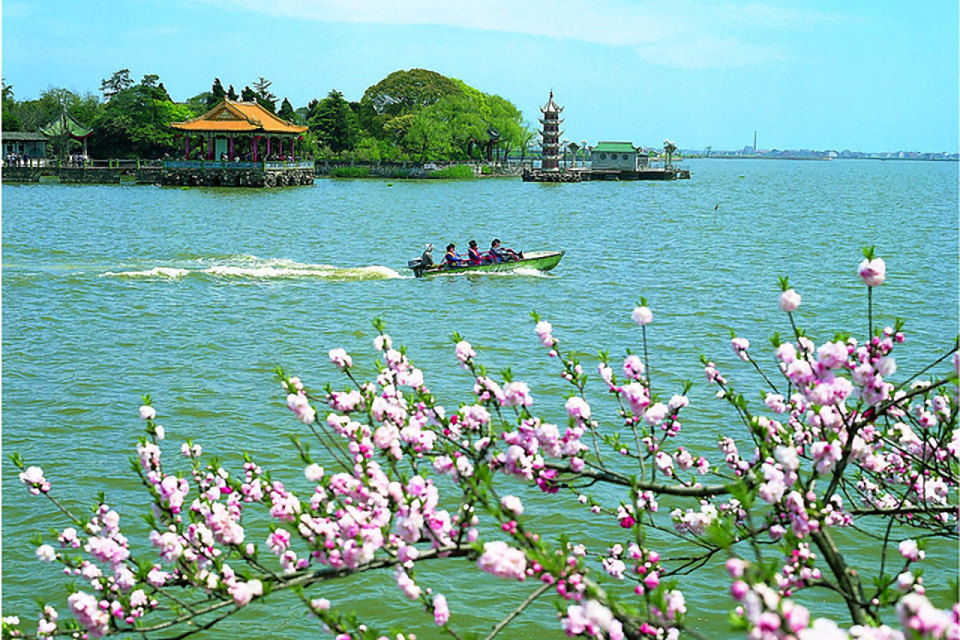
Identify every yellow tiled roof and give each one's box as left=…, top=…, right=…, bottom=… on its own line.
left=171, top=100, right=307, bottom=134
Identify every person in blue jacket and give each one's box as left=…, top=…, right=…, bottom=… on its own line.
left=442, top=243, right=464, bottom=268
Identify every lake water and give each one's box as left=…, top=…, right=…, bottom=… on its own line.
left=3, top=159, right=957, bottom=638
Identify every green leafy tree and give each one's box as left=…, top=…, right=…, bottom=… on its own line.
left=241, top=85, right=256, bottom=102
left=2, top=79, right=21, bottom=131
left=100, top=69, right=133, bottom=101
left=309, top=90, right=359, bottom=154
left=208, top=78, right=226, bottom=107
left=227, top=84, right=238, bottom=101
left=359, top=68, right=459, bottom=140
left=89, top=83, right=192, bottom=158
left=252, top=77, right=276, bottom=112
left=278, top=97, right=297, bottom=122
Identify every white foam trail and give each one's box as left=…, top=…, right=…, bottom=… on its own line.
left=205, top=264, right=407, bottom=280
left=100, top=267, right=190, bottom=278
left=99, top=258, right=408, bottom=281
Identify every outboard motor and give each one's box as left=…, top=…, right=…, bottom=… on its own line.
left=408, top=258, right=426, bottom=278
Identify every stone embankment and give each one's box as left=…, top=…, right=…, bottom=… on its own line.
left=2, top=167, right=163, bottom=184
left=161, top=168, right=314, bottom=187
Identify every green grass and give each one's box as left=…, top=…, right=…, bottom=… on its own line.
left=428, top=165, right=475, bottom=179
left=330, top=166, right=371, bottom=178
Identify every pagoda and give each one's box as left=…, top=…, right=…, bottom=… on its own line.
left=522, top=91, right=580, bottom=182
left=538, top=91, right=563, bottom=171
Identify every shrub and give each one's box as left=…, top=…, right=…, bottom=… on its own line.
left=428, top=164, right=474, bottom=179
left=329, top=166, right=371, bottom=178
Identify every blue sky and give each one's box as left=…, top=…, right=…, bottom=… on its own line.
left=2, top=0, right=957, bottom=152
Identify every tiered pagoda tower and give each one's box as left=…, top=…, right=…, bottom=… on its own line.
left=538, top=91, right=564, bottom=171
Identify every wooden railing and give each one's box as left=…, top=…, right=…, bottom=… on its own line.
left=163, top=160, right=315, bottom=170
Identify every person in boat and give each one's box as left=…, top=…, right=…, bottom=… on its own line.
left=442, top=243, right=464, bottom=268
left=488, top=238, right=520, bottom=262
left=420, top=243, right=435, bottom=268
left=467, top=240, right=484, bottom=265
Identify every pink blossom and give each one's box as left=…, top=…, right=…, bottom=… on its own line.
left=36, top=544, right=56, bottom=562
left=644, top=402, right=668, bottom=426
left=477, top=541, right=527, bottom=580
left=535, top=320, right=555, bottom=348
left=898, top=539, right=924, bottom=562
left=811, top=441, right=842, bottom=474
left=731, top=337, right=750, bottom=361
left=228, top=579, right=262, bottom=607
left=859, top=257, right=886, bottom=286
left=502, top=381, right=533, bottom=407
left=623, top=354, right=646, bottom=379
left=632, top=306, right=653, bottom=326
left=501, top=495, right=524, bottom=515
left=67, top=592, right=110, bottom=637
left=455, top=340, right=476, bottom=367
left=373, top=334, right=392, bottom=351
left=304, top=463, right=324, bottom=483
left=779, top=288, right=801, bottom=312
left=19, top=466, right=50, bottom=495
left=432, top=593, right=450, bottom=626
left=644, top=571, right=660, bottom=590
left=896, top=593, right=953, bottom=636
left=266, top=529, right=291, bottom=554
left=328, top=348, right=353, bottom=369
left=394, top=566, right=421, bottom=599
left=565, top=396, right=591, bottom=421
left=138, top=405, right=156, bottom=420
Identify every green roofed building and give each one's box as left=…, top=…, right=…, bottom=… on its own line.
left=40, top=108, right=93, bottom=156
left=591, top=141, right=648, bottom=172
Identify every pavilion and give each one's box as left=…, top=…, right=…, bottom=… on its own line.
left=40, top=108, right=93, bottom=156
left=170, top=99, right=307, bottom=161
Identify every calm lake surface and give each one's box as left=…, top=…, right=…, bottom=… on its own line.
left=3, top=159, right=958, bottom=638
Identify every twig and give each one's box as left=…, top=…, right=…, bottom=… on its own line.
left=482, top=582, right=552, bottom=640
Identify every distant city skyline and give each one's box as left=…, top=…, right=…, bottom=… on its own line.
left=2, top=1, right=957, bottom=153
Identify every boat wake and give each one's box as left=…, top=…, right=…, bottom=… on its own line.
left=99, top=256, right=407, bottom=281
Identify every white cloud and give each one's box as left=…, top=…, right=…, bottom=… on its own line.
left=191, top=0, right=842, bottom=68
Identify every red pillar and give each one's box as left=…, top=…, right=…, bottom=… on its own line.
left=253, top=136, right=258, bottom=162
left=266, top=137, right=272, bottom=158
left=185, top=136, right=190, bottom=160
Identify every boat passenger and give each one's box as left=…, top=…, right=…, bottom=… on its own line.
left=467, top=240, right=483, bottom=265
left=442, top=243, right=464, bottom=268
left=488, top=239, right=520, bottom=262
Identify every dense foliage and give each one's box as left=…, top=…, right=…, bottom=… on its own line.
left=2, top=68, right=531, bottom=163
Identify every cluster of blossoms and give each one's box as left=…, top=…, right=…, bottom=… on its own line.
left=6, top=252, right=957, bottom=640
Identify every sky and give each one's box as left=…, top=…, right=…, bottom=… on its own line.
left=2, top=0, right=958, bottom=153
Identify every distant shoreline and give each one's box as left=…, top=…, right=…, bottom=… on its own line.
left=684, top=155, right=958, bottom=162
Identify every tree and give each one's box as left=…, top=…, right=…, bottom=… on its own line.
left=89, top=83, right=192, bottom=158
left=308, top=90, right=359, bottom=154
left=208, top=78, right=226, bottom=107
left=2, top=79, right=21, bottom=131
left=241, top=85, right=256, bottom=102
left=252, top=77, right=276, bottom=112
left=4, top=250, right=957, bottom=640
left=227, top=84, right=238, bottom=101
left=140, top=74, right=160, bottom=89
left=99, top=69, right=133, bottom=102
left=278, top=97, right=297, bottom=122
